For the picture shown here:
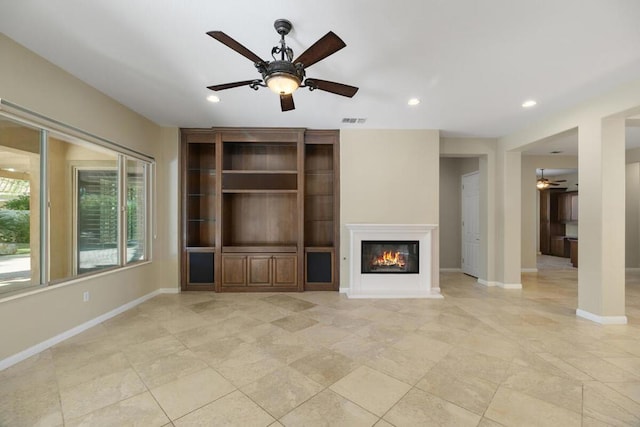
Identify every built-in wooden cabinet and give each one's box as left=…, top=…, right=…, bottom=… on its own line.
left=180, top=128, right=339, bottom=292
left=558, top=191, right=579, bottom=223
left=540, top=189, right=578, bottom=261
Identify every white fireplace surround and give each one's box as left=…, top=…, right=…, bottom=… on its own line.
left=345, top=223, right=442, bottom=299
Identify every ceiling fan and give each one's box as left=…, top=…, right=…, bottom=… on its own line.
left=536, top=168, right=567, bottom=190
left=206, top=19, right=359, bottom=112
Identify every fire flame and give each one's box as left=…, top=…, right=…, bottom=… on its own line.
left=372, top=250, right=406, bottom=268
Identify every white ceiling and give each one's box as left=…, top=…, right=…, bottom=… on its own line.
left=1, top=1, right=640, bottom=138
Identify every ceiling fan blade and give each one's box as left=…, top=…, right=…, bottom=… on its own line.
left=553, top=179, right=567, bottom=183
left=207, top=80, right=257, bottom=91
left=549, top=183, right=561, bottom=186
left=305, top=78, right=359, bottom=97
left=207, top=31, right=265, bottom=64
left=294, top=31, right=346, bottom=68
left=280, top=94, right=295, bottom=111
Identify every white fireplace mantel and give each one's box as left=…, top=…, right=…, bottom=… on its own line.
left=345, top=223, right=442, bottom=299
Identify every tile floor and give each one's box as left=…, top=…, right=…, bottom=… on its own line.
left=2, top=265, right=640, bottom=426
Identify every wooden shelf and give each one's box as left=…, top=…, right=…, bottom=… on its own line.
left=181, top=128, right=338, bottom=292
left=223, top=246, right=297, bottom=253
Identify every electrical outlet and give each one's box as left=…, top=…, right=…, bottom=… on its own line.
left=83, top=291, right=90, bottom=302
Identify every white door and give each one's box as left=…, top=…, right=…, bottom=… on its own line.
left=462, top=172, right=480, bottom=277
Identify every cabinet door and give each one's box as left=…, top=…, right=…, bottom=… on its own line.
left=247, top=256, right=271, bottom=286
left=273, top=255, right=297, bottom=286
left=222, top=255, right=246, bottom=286
left=570, top=194, right=579, bottom=221
left=557, top=193, right=571, bottom=223
left=550, top=238, right=565, bottom=257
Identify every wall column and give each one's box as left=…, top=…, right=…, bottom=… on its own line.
left=577, top=117, right=627, bottom=323
left=495, top=148, right=522, bottom=288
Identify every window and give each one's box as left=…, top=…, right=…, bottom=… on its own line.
left=126, top=159, right=147, bottom=264
left=0, top=105, right=154, bottom=295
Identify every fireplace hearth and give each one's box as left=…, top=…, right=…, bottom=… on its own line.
left=361, top=240, right=419, bottom=274
left=345, top=223, right=442, bottom=299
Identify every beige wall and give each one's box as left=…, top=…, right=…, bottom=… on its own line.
left=339, top=129, right=440, bottom=289
left=0, top=34, right=179, bottom=361
left=439, top=157, right=479, bottom=269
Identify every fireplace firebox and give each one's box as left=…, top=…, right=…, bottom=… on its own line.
left=361, top=240, right=419, bottom=274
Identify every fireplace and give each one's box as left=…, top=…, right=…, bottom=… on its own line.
left=361, top=240, right=419, bottom=274
left=345, top=223, right=442, bottom=299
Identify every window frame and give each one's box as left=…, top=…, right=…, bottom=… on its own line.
left=0, top=99, right=155, bottom=297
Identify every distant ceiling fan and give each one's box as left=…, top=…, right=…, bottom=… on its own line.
left=206, top=19, right=359, bottom=112
left=536, top=169, right=566, bottom=190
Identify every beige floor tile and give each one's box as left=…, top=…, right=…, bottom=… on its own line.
left=174, top=390, right=274, bottom=426
left=56, top=352, right=131, bottom=390
left=289, top=348, right=358, bottom=387
left=416, top=366, right=498, bottom=415
left=190, top=335, right=246, bottom=366
left=565, top=357, right=640, bottom=382
left=253, top=330, right=321, bottom=364
left=261, top=294, right=316, bottom=312
left=65, top=392, right=169, bottom=427
left=391, top=332, right=452, bottom=363
left=295, top=323, right=351, bottom=347
left=236, top=300, right=293, bottom=323
left=241, top=366, right=324, bottom=418
left=373, top=419, right=394, bottom=427
left=434, top=347, right=510, bottom=384
left=280, top=389, right=378, bottom=427
left=478, top=417, right=506, bottom=427
left=364, top=345, right=436, bottom=385
left=583, top=381, right=640, bottom=426
left=216, top=342, right=285, bottom=387
left=122, top=335, right=187, bottom=365
left=603, top=356, right=640, bottom=377
left=384, top=387, right=481, bottom=426
left=132, top=349, right=209, bottom=388
left=271, top=313, right=319, bottom=332
left=604, top=381, right=640, bottom=404
left=330, top=334, right=388, bottom=362
left=330, top=365, right=411, bottom=416
left=4, top=270, right=640, bottom=426
left=0, top=381, right=63, bottom=427
left=500, top=365, right=583, bottom=413
left=484, top=386, right=581, bottom=427
left=60, top=367, right=147, bottom=420
left=150, top=367, right=236, bottom=420
left=536, top=352, right=594, bottom=381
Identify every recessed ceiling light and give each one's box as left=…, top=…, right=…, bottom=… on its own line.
left=408, top=98, right=420, bottom=106
left=522, top=99, right=537, bottom=108
left=206, top=95, right=220, bottom=103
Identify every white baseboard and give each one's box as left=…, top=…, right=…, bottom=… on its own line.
left=521, top=268, right=538, bottom=273
left=576, top=309, right=628, bottom=325
left=339, top=287, right=349, bottom=294
left=477, top=279, right=522, bottom=289
left=0, top=287, right=177, bottom=372
left=477, top=279, right=497, bottom=287
left=440, top=268, right=462, bottom=272
left=499, top=282, right=523, bottom=289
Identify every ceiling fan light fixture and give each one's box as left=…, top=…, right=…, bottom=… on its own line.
left=536, top=179, right=549, bottom=190
left=266, top=72, right=300, bottom=95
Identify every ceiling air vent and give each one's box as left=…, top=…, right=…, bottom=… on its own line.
left=341, top=118, right=367, bottom=124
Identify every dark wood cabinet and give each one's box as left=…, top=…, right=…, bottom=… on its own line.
left=181, top=128, right=339, bottom=292
left=558, top=191, right=578, bottom=223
